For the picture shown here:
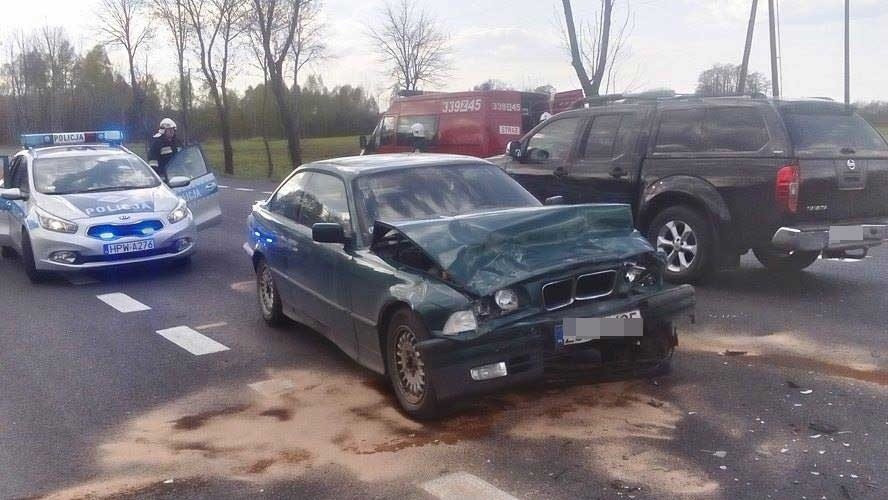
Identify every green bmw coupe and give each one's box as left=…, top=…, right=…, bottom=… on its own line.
left=245, top=154, right=695, bottom=419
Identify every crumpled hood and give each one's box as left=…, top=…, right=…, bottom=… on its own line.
left=35, top=186, right=178, bottom=221
left=374, top=204, right=654, bottom=297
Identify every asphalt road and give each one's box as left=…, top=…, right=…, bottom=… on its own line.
left=1, top=178, right=885, bottom=500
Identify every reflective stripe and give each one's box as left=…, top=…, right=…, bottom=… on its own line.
left=148, top=160, right=159, bottom=167
left=160, top=146, right=173, bottom=155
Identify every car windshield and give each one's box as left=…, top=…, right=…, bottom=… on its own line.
left=781, top=105, right=888, bottom=154
left=353, top=163, right=540, bottom=241
left=34, top=153, right=160, bottom=195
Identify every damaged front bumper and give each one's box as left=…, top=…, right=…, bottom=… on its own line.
left=416, top=284, right=695, bottom=401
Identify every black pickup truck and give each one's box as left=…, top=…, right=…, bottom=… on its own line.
left=491, top=96, right=888, bottom=283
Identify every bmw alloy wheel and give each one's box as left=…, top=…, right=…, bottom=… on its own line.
left=394, top=325, right=426, bottom=405
left=657, top=220, right=698, bottom=274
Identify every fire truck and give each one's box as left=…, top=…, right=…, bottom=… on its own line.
left=360, top=90, right=558, bottom=158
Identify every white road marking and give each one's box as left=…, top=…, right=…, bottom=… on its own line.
left=218, top=185, right=230, bottom=188
left=96, top=293, right=151, bottom=313
left=194, top=321, right=228, bottom=331
left=421, top=473, right=518, bottom=500
left=262, top=191, right=273, bottom=195
left=249, top=378, right=296, bottom=397
left=156, top=326, right=230, bottom=355
left=235, top=188, right=255, bottom=192
left=67, top=275, right=100, bottom=286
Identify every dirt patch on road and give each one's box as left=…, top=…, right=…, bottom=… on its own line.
left=45, top=369, right=717, bottom=499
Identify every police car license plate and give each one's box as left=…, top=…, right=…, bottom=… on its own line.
left=103, top=239, right=155, bottom=255
left=554, top=310, right=643, bottom=346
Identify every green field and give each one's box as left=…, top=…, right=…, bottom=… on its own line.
left=879, top=126, right=888, bottom=138
left=131, top=136, right=360, bottom=181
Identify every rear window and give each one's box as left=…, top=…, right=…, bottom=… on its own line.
left=781, top=105, right=888, bottom=153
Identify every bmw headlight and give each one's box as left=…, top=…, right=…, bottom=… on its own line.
left=36, top=208, right=78, bottom=234
left=494, top=289, right=520, bottom=312
left=442, top=310, right=477, bottom=335
left=168, top=199, right=190, bottom=224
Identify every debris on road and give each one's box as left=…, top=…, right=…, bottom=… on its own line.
left=719, top=350, right=748, bottom=357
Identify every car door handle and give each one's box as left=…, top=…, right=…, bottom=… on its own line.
left=610, top=167, right=628, bottom=179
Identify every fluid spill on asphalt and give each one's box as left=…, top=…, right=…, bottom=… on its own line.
left=45, top=369, right=717, bottom=499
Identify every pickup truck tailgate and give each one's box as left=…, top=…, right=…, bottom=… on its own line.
left=780, top=103, right=888, bottom=222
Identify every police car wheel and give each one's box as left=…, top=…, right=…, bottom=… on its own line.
left=1, top=246, right=15, bottom=259
left=256, top=257, right=284, bottom=325
left=21, top=233, right=50, bottom=283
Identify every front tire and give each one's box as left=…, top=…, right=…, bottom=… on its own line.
left=256, top=257, right=284, bottom=325
left=647, top=205, right=716, bottom=284
left=753, top=246, right=820, bottom=273
left=386, top=308, right=440, bottom=420
left=21, top=233, right=50, bottom=283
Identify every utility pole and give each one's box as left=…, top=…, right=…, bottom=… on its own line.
left=738, top=0, right=759, bottom=94
left=768, top=0, right=780, bottom=97
left=845, top=0, right=851, bottom=107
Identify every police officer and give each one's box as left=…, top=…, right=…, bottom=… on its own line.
left=148, top=118, right=183, bottom=180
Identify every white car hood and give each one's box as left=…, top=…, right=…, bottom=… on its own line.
left=35, top=186, right=180, bottom=221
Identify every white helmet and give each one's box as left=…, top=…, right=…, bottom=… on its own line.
left=159, top=118, right=177, bottom=130
left=411, top=122, right=426, bottom=138
left=539, top=112, right=553, bottom=123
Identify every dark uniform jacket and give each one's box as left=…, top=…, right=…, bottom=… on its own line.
left=148, top=135, right=183, bottom=180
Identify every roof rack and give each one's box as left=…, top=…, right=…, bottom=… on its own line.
left=569, top=91, right=770, bottom=109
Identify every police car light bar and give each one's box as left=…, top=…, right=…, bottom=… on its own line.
left=20, top=130, right=124, bottom=148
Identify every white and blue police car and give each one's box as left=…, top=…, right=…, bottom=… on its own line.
left=0, top=131, right=221, bottom=281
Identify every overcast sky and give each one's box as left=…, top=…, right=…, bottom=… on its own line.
left=1, top=0, right=885, bottom=103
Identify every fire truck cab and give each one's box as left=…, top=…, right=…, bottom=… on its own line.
left=360, top=90, right=550, bottom=158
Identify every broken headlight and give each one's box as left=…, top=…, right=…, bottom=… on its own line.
left=625, top=259, right=662, bottom=291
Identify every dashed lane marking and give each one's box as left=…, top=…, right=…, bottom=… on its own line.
left=218, top=185, right=230, bottom=188
left=262, top=191, right=273, bottom=195
left=194, top=321, right=228, bottom=331
left=235, top=188, right=255, bottom=192
left=157, top=326, right=230, bottom=355
left=421, top=472, right=519, bottom=500
left=248, top=378, right=296, bottom=397
left=96, top=293, right=151, bottom=313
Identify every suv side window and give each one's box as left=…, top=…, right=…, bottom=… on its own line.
left=582, top=114, right=623, bottom=158
left=268, top=171, right=309, bottom=221
left=11, top=157, right=29, bottom=193
left=704, top=107, right=769, bottom=152
left=297, top=173, right=353, bottom=233
left=526, top=117, right=583, bottom=161
left=654, top=109, right=705, bottom=153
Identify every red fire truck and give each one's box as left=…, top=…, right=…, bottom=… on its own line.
left=360, top=90, right=553, bottom=158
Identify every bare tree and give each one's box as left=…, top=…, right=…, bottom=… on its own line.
left=153, top=0, right=192, bottom=142
left=183, top=0, right=248, bottom=175
left=96, top=0, right=153, bottom=137
left=246, top=21, right=276, bottom=177
left=39, top=27, right=76, bottom=130
left=561, top=0, right=629, bottom=97
left=249, top=0, right=323, bottom=168
left=288, top=0, right=325, bottom=92
left=368, top=0, right=450, bottom=92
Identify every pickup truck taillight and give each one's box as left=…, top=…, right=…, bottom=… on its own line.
left=776, top=163, right=800, bottom=214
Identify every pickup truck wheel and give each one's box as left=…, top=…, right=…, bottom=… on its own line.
left=648, top=206, right=715, bottom=284
left=753, top=246, right=820, bottom=273
left=256, top=257, right=284, bottom=325
left=386, top=308, right=441, bottom=420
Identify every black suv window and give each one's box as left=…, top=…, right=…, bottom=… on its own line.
left=269, top=171, right=309, bottom=221
left=298, top=172, right=353, bottom=232
left=583, top=114, right=622, bottom=158
left=781, top=105, right=888, bottom=153
left=704, top=107, right=769, bottom=152
left=526, top=117, right=583, bottom=161
left=654, top=109, right=705, bottom=153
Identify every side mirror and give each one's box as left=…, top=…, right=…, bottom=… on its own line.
left=506, top=140, right=523, bottom=159
left=544, top=195, right=565, bottom=206
left=167, top=176, right=191, bottom=188
left=526, top=148, right=550, bottom=163
left=312, top=222, right=346, bottom=244
left=0, top=188, right=26, bottom=201
left=359, top=135, right=368, bottom=148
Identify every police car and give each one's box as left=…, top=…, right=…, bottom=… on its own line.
left=0, top=131, right=221, bottom=281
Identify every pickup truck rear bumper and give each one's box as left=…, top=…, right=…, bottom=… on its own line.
left=772, top=221, right=888, bottom=252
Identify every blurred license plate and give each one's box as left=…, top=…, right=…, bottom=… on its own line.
left=555, top=310, right=643, bottom=346
left=829, top=225, right=864, bottom=243
left=103, top=239, right=155, bottom=255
